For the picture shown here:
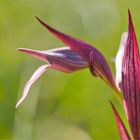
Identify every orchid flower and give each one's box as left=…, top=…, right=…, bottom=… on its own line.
left=112, top=11, right=140, bottom=140
left=104, top=10, right=140, bottom=140
left=16, top=9, right=140, bottom=140
left=16, top=16, right=122, bottom=108
left=120, top=11, right=140, bottom=140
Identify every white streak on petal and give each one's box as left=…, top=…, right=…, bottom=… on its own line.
left=115, top=32, right=128, bottom=90
left=16, top=64, right=51, bottom=108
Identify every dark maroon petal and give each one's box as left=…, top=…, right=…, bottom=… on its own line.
left=122, top=10, right=140, bottom=139
left=35, top=17, right=117, bottom=90
left=110, top=101, right=131, bottom=140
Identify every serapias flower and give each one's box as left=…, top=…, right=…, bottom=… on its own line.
left=35, top=12, right=140, bottom=140
left=120, top=11, right=140, bottom=140
left=111, top=10, right=140, bottom=140
left=16, top=16, right=121, bottom=107
left=35, top=16, right=122, bottom=99
left=16, top=9, right=140, bottom=140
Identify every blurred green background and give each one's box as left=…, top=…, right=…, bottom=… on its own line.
left=0, top=0, right=140, bottom=139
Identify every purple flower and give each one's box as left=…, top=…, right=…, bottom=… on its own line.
left=16, top=9, right=140, bottom=140
left=16, top=16, right=120, bottom=107
left=112, top=10, right=140, bottom=140
left=120, top=11, right=140, bottom=139
left=35, top=17, right=117, bottom=90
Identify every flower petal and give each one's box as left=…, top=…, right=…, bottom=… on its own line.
left=17, top=47, right=88, bottom=73
left=121, top=10, right=140, bottom=139
left=89, top=51, right=123, bottom=102
left=35, top=17, right=116, bottom=90
left=89, top=50, right=115, bottom=88
left=110, top=101, right=131, bottom=140
left=16, top=64, right=51, bottom=108
left=115, top=32, right=128, bottom=90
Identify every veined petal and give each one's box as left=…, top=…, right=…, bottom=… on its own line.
left=17, top=47, right=88, bottom=73
left=35, top=17, right=117, bottom=91
left=16, top=64, right=51, bottom=108
left=115, top=32, right=128, bottom=90
left=16, top=47, right=88, bottom=108
left=110, top=101, right=131, bottom=140
left=122, top=10, right=140, bottom=139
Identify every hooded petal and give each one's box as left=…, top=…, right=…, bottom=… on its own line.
left=17, top=47, right=88, bottom=73
left=110, top=101, right=131, bottom=140
left=16, top=64, right=51, bottom=108
left=115, top=32, right=128, bottom=90
left=121, top=10, right=140, bottom=139
left=35, top=17, right=117, bottom=92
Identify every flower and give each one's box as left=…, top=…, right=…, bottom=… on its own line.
left=119, top=11, right=140, bottom=139
left=112, top=10, right=140, bottom=140
left=34, top=11, right=140, bottom=139
left=35, top=17, right=116, bottom=89
left=16, top=16, right=121, bottom=107
left=16, top=9, right=140, bottom=140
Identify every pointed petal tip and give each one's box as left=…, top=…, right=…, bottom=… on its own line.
left=16, top=48, right=41, bottom=55
left=16, top=48, right=48, bottom=62
left=35, top=16, right=59, bottom=37
left=128, top=9, right=131, bottom=15
left=16, top=48, right=23, bottom=51
left=128, top=9, right=134, bottom=31
left=15, top=100, right=22, bottom=108
left=16, top=48, right=20, bottom=51
left=128, top=10, right=131, bottom=21
left=16, top=48, right=36, bottom=54
left=128, top=9, right=132, bottom=20
left=16, top=48, right=28, bottom=52
left=17, top=48, right=39, bottom=55
left=35, top=16, right=48, bottom=29
left=35, top=16, right=41, bottom=22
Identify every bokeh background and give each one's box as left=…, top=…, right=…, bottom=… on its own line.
left=0, top=0, right=140, bottom=139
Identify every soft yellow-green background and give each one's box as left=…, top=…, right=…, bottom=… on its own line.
left=0, top=0, right=140, bottom=139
